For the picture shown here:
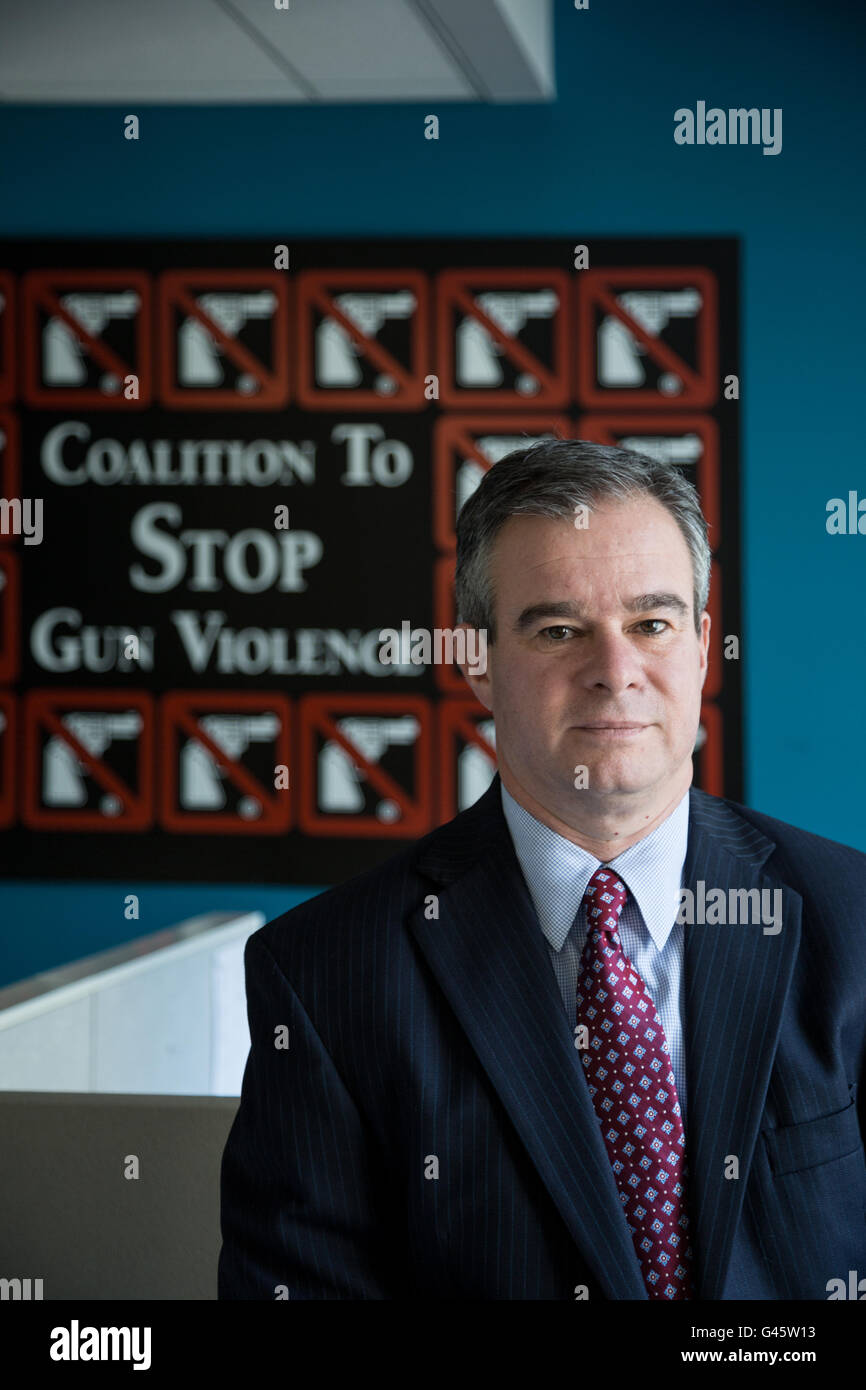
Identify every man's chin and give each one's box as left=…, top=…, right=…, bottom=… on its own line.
left=567, top=761, right=657, bottom=798
left=571, top=778, right=648, bottom=798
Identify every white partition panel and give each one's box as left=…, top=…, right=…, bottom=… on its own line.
left=0, top=911, right=265, bottom=1095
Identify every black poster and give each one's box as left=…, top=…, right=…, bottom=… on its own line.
left=0, top=236, right=741, bottom=882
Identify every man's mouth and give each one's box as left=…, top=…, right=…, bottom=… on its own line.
left=575, top=722, right=649, bottom=737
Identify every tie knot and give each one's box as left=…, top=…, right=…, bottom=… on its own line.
left=583, top=865, right=628, bottom=932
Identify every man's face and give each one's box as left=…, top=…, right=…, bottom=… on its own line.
left=461, top=494, right=710, bottom=820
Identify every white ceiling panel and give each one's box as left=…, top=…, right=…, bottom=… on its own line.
left=0, top=0, right=309, bottom=102
left=0, top=0, right=553, bottom=103
left=229, top=0, right=475, bottom=100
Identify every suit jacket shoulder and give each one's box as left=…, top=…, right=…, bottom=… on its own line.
left=698, top=787, right=866, bottom=920
left=253, top=778, right=502, bottom=958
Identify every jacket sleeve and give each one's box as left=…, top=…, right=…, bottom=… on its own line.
left=218, top=930, right=400, bottom=1299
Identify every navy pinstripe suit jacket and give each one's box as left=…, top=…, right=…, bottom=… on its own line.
left=218, top=773, right=866, bottom=1300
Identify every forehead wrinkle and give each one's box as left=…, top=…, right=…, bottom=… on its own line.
left=520, top=547, right=676, bottom=572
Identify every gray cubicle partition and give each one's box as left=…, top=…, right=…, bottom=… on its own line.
left=0, top=909, right=266, bottom=1298
left=0, top=1090, right=239, bottom=1299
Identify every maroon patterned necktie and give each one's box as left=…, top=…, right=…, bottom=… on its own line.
left=575, top=865, right=694, bottom=1299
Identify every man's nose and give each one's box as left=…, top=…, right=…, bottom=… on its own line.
left=579, top=629, right=643, bottom=693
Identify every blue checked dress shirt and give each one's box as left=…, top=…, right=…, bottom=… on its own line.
left=500, top=780, right=690, bottom=1130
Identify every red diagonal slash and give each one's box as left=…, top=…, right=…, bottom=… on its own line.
left=433, top=416, right=572, bottom=552
left=299, top=695, right=432, bottom=837
left=578, top=267, right=718, bottom=407
left=32, top=285, right=133, bottom=383
left=37, top=706, right=145, bottom=811
left=312, top=710, right=419, bottom=812
left=172, top=705, right=281, bottom=807
left=438, top=699, right=497, bottom=820
left=450, top=424, right=502, bottom=473
left=307, top=284, right=417, bottom=392
left=449, top=280, right=561, bottom=395
left=588, top=282, right=707, bottom=395
left=580, top=414, right=720, bottom=546
left=450, top=708, right=496, bottom=762
left=169, top=284, right=279, bottom=389
left=448, top=420, right=569, bottom=473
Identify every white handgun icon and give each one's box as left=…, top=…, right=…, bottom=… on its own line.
left=457, top=290, right=558, bottom=391
left=599, top=289, right=702, bottom=392
left=178, top=292, right=276, bottom=391
left=180, top=714, right=280, bottom=815
left=316, top=292, right=416, bottom=393
left=43, top=711, right=142, bottom=812
left=319, top=716, right=419, bottom=820
left=616, top=433, right=703, bottom=466
left=44, top=292, right=140, bottom=390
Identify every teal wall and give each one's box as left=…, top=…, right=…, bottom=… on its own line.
left=1, top=0, right=864, bottom=985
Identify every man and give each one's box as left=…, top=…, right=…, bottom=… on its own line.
left=218, top=439, right=866, bottom=1300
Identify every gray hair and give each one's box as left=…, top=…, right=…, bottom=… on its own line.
left=455, top=437, right=711, bottom=641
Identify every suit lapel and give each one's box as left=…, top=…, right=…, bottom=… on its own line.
left=681, top=788, right=801, bottom=1299
left=408, top=775, right=648, bottom=1299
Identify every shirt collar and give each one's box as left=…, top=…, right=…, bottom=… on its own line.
left=500, top=779, right=690, bottom=953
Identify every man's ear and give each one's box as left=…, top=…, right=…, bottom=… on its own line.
left=698, top=610, right=711, bottom=689
left=454, top=621, right=493, bottom=712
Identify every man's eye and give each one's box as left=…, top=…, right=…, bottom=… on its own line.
left=537, top=621, right=670, bottom=641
